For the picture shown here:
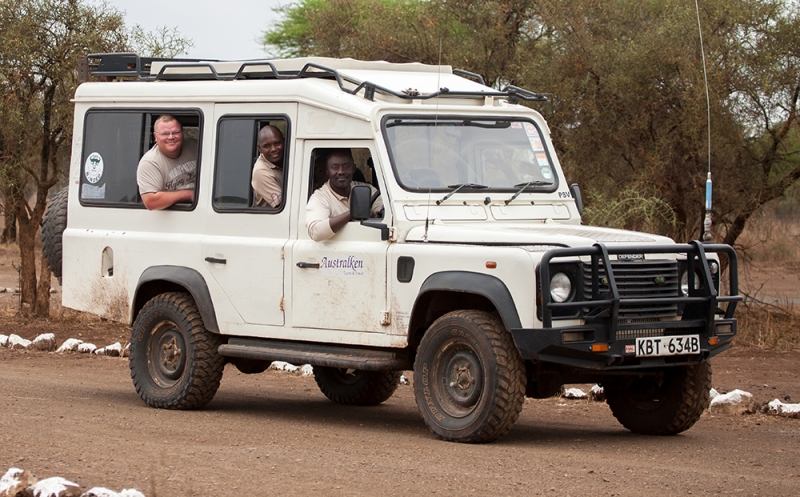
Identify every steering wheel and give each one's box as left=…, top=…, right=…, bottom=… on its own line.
left=369, top=190, right=385, bottom=218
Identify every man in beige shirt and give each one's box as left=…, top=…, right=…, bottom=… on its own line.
left=251, top=125, right=285, bottom=207
left=306, top=149, right=383, bottom=241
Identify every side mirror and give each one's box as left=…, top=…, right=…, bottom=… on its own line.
left=350, top=184, right=371, bottom=221
left=570, top=183, right=584, bottom=215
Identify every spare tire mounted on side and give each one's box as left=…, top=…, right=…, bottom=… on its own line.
left=41, top=186, right=69, bottom=280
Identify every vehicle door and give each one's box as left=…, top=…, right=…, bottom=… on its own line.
left=201, top=104, right=296, bottom=327
left=290, top=141, right=390, bottom=333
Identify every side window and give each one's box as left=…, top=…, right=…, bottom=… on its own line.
left=79, top=110, right=202, bottom=207
left=309, top=147, right=377, bottom=198
left=213, top=117, right=289, bottom=212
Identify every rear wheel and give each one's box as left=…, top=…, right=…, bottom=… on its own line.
left=604, top=362, right=711, bottom=435
left=413, top=310, right=525, bottom=443
left=314, top=367, right=400, bottom=406
left=130, top=292, right=224, bottom=409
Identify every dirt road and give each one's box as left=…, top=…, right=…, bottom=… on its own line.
left=1, top=348, right=798, bottom=497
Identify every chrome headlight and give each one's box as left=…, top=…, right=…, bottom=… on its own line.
left=550, top=272, right=573, bottom=302
left=680, top=271, right=700, bottom=296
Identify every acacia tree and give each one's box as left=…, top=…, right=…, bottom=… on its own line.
left=264, top=0, right=800, bottom=246
left=0, top=0, right=128, bottom=316
left=528, top=0, right=800, bottom=245
left=128, top=24, right=194, bottom=58
left=0, top=0, right=193, bottom=317
left=265, top=0, right=543, bottom=85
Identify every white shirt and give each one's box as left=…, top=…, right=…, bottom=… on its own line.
left=306, top=181, right=383, bottom=241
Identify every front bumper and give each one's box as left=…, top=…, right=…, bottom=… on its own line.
left=512, top=241, right=741, bottom=370
left=510, top=318, right=737, bottom=370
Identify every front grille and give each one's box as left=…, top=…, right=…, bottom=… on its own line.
left=616, top=319, right=668, bottom=339
left=582, top=260, right=679, bottom=320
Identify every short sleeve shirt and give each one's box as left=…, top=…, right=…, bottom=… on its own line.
left=251, top=154, right=284, bottom=207
left=137, top=139, right=198, bottom=195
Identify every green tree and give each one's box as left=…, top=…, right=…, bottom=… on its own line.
left=0, top=0, right=128, bottom=316
left=264, top=0, right=541, bottom=85
left=264, top=0, right=800, bottom=247
left=529, top=0, right=800, bottom=246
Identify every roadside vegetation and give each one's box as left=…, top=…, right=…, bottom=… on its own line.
left=734, top=195, right=800, bottom=349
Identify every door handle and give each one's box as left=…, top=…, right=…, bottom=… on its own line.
left=205, top=257, right=227, bottom=264
left=296, top=262, right=320, bottom=269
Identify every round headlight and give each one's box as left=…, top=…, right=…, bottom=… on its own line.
left=680, top=271, right=701, bottom=296
left=550, top=272, right=572, bottom=303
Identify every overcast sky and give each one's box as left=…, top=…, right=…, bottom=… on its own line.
left=101, top=0, right=288, bottom=60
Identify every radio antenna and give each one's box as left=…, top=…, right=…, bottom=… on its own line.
left=424, top=36, right=444, bottom=242
left=695, top=0, right=713, bottom=242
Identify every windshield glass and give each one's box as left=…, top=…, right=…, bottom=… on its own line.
left=383, top=117, right=556, bottom=192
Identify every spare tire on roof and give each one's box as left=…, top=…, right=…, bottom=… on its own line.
left=41, top=186, right=68, bottom=280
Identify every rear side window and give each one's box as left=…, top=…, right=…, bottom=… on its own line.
left=213, top=116, right=289, bottom=212
left=79, top=110, right=202, bottom=207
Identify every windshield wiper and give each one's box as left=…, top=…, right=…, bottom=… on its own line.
left=436, top=183, right=488, bottom=205
left=504, top=180, right=550, bottom=205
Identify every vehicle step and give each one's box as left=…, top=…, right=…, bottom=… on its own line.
left=218, top=337, right=410, bottom=371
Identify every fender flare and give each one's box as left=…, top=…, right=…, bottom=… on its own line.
left=411, top=271, right=522, bottom=331
left=134, top=266, right=219, bottom=332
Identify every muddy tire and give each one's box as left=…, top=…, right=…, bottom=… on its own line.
left=413, top=310, right=526, bottom=443
left=130, top=292, right=224, bottom=409
left=41, top=186, right=68, bottom=279
left=314, top=367, right=400, bottom=406
left=605, top=362, right=711, bottom=435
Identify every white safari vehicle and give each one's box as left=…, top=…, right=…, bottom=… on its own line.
left=43, top=53, right=741, bottom=443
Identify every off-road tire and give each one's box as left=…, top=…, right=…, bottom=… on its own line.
left=413, top=310, right=526, bottom=443
left=130, top=292, right=224, bottom=409
left=314, top=367, right=400, bottom=406
left=41, top=186, right=68, bottom=279
left=605, top=362, right=712, bottom=435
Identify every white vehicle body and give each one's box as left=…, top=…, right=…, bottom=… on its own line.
left=51, top=54, right=740, bottom=442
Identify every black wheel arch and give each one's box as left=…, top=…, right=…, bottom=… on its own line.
left=408, top=271, right=522, bottom=352
left=133, top=266, right=219, bottom=332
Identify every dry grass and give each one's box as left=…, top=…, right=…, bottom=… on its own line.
left=731, top=200, right=800, bottom=350
left=735, top=203, right=800, bottom=264
left=735, top=302, right=800, bottom=349
left=0, top=292, right=108, bottom=324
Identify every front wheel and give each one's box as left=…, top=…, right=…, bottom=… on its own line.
left=130, top=292, right=224, bottom=409
left=314, top=367, right=400, bottom=406
left=604, top=362, right=711, bottom=435
left=413, top=310, right=526, bottom=443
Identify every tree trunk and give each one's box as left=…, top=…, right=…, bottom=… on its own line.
left=35, top=257, right=51, bottom=317
left=16, top=209, right=37, bottom=317
left=2, top=195, right=16, bottom=244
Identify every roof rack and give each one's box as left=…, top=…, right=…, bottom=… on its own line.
left=86, top=53, right=547, bottom=103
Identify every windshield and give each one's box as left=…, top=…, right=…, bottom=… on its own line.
left=383, top=117, right=556, bottom=192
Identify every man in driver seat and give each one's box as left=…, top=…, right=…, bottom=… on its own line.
left=306, top=149, right=382, bottom=241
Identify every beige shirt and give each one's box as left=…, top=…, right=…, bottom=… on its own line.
left=251, top=154, right=284, bottom=207
left=306, top=181, right=383, bottom=241
left=137, top=139, right=198, bottom=195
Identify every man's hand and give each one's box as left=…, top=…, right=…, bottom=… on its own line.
left=141, top=190, right=195, bottom=210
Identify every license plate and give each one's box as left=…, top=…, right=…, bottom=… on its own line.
left=635, top=335, right=700, bottom=357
